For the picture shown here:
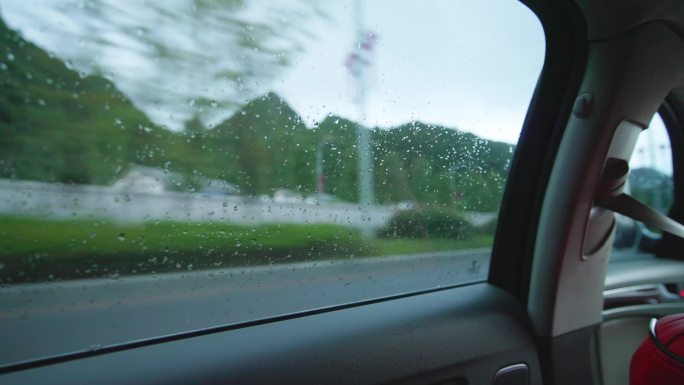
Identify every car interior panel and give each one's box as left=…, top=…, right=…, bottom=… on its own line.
left=1, top=0, right=684, bottom=384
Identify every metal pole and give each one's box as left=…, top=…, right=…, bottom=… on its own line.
left=353, top=0, right=374, bottom=237
left=316, top=136, right=331, bottom=195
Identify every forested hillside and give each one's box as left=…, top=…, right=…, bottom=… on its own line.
left=1, top=17, right=513, bottom=210
left=0, top=17, right=179, bottom=184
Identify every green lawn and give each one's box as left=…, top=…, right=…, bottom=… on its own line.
left=0, top=217, right=493, bottom=283
left=369, top=237, right=492, bottom=256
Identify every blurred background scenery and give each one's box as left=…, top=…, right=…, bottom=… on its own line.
left=0, top=0, right=670, bottom=283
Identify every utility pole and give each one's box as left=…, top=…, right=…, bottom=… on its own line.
left=346, top=0, right=377, bottom=236
left=316, top=136, right=332, bottom=195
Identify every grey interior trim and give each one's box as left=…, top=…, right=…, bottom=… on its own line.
left=0, top=284, right=543, bottom=385
left=603, top=303, right=684, bottom=321
left=599, top=316, right=650, bottom=385
left=606, top=258, right=684, bottom=290
left=600, top=303, right=684, bottom=385
left=575, top=0, right=684, bottom=42
left=600, top=297, right=684, bottom=385
left=529, top=21, right=684, bottom=337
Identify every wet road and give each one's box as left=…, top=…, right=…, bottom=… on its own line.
left=0, top=249, right=490, bottom=366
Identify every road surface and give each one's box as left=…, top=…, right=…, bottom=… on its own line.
left=0, top=249, right=490, bottom=366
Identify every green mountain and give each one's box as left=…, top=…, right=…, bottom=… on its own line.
left=314, top=115, right=363, bottom=202
left=1, top=16, right=513, bottom=211
left=373, top=122, right=512, bottom=210
left=198, top=92, right=312, bottom=194
left=0, top=17, right=175, bottom=184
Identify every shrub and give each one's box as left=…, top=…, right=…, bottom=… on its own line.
left=379, top=208, right=473, bottom=239
left=475, top=217, right=498, bottom=236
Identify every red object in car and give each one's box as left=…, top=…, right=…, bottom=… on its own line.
left=631, top=314, right=684, bottom=385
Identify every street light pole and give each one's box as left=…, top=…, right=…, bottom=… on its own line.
left=316, top=136, right=332, bottom=195
left=350, top=0, right=375, bottom=236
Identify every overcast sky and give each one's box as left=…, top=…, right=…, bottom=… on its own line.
left=1, top=0, right=671, bottom=173
left=1, top=0, right=544, bottom=141
left=270, top=0, right=544, bottom=145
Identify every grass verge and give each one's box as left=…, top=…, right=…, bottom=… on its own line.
left=0, top=216, right=492, bottom=283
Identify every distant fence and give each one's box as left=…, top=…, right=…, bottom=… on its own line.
left=0, top=179, right=495, bottom=229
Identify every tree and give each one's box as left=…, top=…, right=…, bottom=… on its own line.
left=24, top=0, right=323, bottom=131
left=375, top=151, right=412, bottom=203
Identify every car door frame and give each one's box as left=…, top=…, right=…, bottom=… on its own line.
left=0, top=1, right=614, bottom=384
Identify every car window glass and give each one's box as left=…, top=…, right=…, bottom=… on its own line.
left=0, top=0, right=544, bottom=365
left=612, top=113, right=673, bottom=252
left=628, top=114, right=673, bottom=213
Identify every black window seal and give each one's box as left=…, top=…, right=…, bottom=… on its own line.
left=488, top=0, right=589, bottom=306
left=655, top=96, right=684, bottom=258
